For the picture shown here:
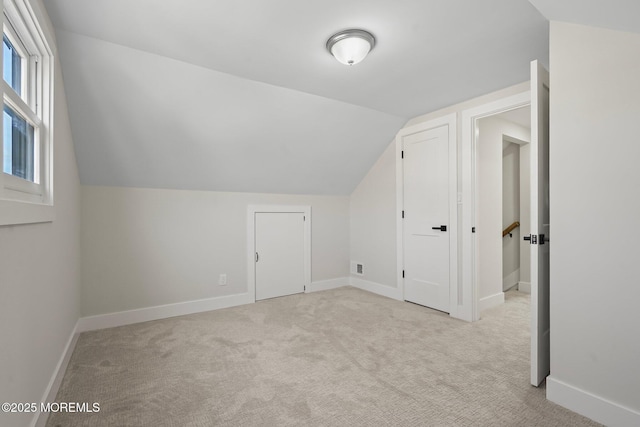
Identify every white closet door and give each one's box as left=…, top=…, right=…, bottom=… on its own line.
left=255, top=212, right=305, bottom=301
left=403, top=124, right=451, bottom=312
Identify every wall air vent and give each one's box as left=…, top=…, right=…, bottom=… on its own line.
left=350, top=261, right=364, bottom=276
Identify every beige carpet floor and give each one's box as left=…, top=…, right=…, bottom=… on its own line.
left=48, top=287, right=600, bottom=426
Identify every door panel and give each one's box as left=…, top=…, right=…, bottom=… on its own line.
left=530, top=60, right=551, bottom=386
left=255, top=212, right=305, bottom=301
left=403, top=125, right=451, bottom=312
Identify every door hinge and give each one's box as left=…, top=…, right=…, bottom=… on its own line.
left=401, top=150, right=404, bottom=159
left=472, top=227, right=476, bottom=233
left=402, top=270, right=405, bottom=278
left=255, top=252, right=259, bottom=262
left=402, top=210, right=404, bottom=218
left=303, top=215, right=305, bottom=221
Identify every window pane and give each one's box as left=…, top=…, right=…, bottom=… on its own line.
left=3, top=35, right=21, bottom=94
left=3, top=104, right=34, bottom=181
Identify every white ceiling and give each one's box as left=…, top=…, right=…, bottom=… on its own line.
left=45, top=0, right=550, bottom=195
left=528, top=0, right=640, bottom=35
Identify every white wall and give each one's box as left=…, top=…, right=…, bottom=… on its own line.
left=477, top=117, right=503, bottom=302
left=81, top=186, right=349, bottom=316
left=502, top=141, right=520, bottom=289
left=476, top=116, right=530, bottom=306
left=350, top=142, right=397, bottom=288
left=0, top=2, right=80, bottom=426
left=547, top=22, right=640, bottom=425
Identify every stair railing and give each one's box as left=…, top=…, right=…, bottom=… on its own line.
left=502, top=221, right=520, bottom=238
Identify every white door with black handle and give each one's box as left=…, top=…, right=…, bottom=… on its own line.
left=402, top=124, right=451, bottom=313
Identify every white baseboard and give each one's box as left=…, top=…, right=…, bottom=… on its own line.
left=349, top=277, right=402, bottom=301
left=309, top=277, right=349, bottom=292
left=77, top=293, right=253, bottom=332
left=503, top=268, right=520, bottom=291
left=479, top=292, right=505, bottom=312
left=33, top=320, right=80, bottom=427
left=547, top=376, right=640, bottom=427
left=518, top=281, right=531, bottom=293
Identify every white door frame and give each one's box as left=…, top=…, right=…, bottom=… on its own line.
left=396, top=113, right=458, bottom=318
left=460, top=91, right=530, bottom=321
left=247, top=205, right=311, bottom=302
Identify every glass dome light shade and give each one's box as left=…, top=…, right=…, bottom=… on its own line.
left=331, top=37, right=371, bottom=65
left=326, top=29, right=375, bottom=66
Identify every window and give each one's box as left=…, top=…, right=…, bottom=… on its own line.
left=0, top=0, right=54, bottom=225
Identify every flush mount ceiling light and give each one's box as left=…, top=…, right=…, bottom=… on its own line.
left=326, top=29, right=376, bottom=66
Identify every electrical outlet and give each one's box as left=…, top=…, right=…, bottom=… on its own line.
left=219, top=274, right=227, bottom=286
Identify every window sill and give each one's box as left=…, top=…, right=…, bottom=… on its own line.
left=0, top=198, right=54, bottom=226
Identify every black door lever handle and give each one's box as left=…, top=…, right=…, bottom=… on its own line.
left=432, top=225, right=447, bottom=232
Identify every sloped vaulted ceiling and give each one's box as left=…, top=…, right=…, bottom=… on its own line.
left=44, top=0, right=549, bottom=195
left=528, top=0, right=640, bottom=35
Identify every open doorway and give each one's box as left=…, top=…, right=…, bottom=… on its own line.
left=475, top=106, right=531, bottom=313
left=461, top=60, right=550, bottom=387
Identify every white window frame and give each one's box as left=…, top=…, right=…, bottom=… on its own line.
left=0, top=0, right=54, bottom=225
